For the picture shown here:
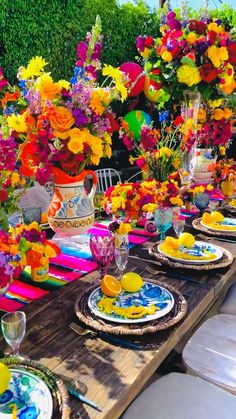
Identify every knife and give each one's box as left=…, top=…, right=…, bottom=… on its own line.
left=99, top=333, right=143, bottom=350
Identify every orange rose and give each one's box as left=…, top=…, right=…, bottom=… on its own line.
left=49, top=106, right=74, bottom=139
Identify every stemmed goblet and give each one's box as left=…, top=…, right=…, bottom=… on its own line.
left=114, top=247, right=129, bottom=280
left=154, top=208, right=173, bottom=241
left=173, top=216, right=185, bottom=238
left=89, top=232, right=115, bottom=280
left=1, top=311, right=26, bottom=357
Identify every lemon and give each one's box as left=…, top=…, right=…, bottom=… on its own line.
left=0, top=362, right=11, bottom=394
left=164, top=236, right=179, bottom=250
left=179, top=232, right=195, bottom=248
left=100, top=274, right=122, bottom=297
left=211, top=211, right=224, bottom=223
left=202, top=212, right=213, bottom=225
left=121, top=272, right=143, bottom=293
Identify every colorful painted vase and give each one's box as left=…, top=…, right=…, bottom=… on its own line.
left=189, top=148, right=216, bottom=184
left=220, top=179, right=235, bottom=197
left=48, top=168, right=97, bottom=236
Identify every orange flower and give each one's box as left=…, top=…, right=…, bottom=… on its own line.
left=213, top=108, right=225, bottom=120
left=1, top=92, right=20, bottom=108
left=49, top=106, right=74, bottom=139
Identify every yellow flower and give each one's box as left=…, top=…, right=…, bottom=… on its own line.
left=116, top=82, right=128, bottom=102
left=103, top=64, right=123, bottom=81
left=7, top=114, right=27, bottom=132
left=219, top=78, right=236, bottom=94
left=104, top=144, right=112, bottom=158
left=11, top=172, right=21, bottom=186
left=194, top=185, right=205, bottom=194
left=90, top=89, right=110, bottom=115
left=170, top=196, right=183, bottom=206
left=111, top=196, right=126, bottom=212
left=177, top=65, right=201, bottom=86
left=103, top=133, right=112, bottom=145
left=219, top=146, right=226, bottom=156
left=162, top=51, right=173, bottom=62
left=186, top=32, right=198, bottom=44
left=213, top=108, right=225, bottom=120
left=36, top=74, right=61, bottom=100
left=206, top=184, right=214, bottom=191
left=207, top=45, right=228, bottom=68
left=172, top=158, right=181, bottom=169
left=207, top=22, right=224, bottom=34
left=117, top=223, right=132, bottom=234
left=198, top=108, right=206, bottom=123
left=141, top=47, right=152, bottom=59
left=141, top=180, right=157, bottom=190
left=159, top=147, right=173, bottom=158
left=208, top=99, right=223, bottom=108
left=58, top=79, right=71, bottom=90
left=32, top=243, right=44, bottom=253
left=44, top=245, right=57, bottom=258
left=142, top=203, right=158, bottom=213
left=20, top=56, right=48, bottom=79
left=67, top=128, right=84, bottom=154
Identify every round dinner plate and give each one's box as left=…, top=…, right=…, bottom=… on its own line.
left=0, top=368, right=53, bottom=419
left=158, top=240, right=223, bottom=265
left=201, top=217, right=236, bottom=232
left=88, top=281, right=175, bottom=324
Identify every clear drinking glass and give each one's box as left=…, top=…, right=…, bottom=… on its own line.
left=89, top=233, right=115, bottom=279
left=115, top=247, right=129, bottom=279
left=154, top=208, right=173, bottom=241
left=1, top=311, right=26, bottom=357
left=173, top=217, right=185, bottom=238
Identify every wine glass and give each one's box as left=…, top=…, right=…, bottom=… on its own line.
left=115, top=247, right=129, bottom=279
left=173, top=216, right=185, bottom=238
left=154, top=208, right=172, bottom=241
left=89, top=233, right=115, bottom=280
left=1, top=311, right=26, bottom=357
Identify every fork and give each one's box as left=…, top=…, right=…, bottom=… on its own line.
left=69, top=322, right=97, bottom=336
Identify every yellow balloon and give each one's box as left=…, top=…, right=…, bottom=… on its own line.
left=144, top=76, right=161, bottom=103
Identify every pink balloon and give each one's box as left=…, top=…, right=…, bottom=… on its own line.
left=120, top=62, right=145, bottom=97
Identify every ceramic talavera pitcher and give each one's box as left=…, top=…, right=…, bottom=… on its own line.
left=189, top=148, right=217, bottom=184
left=48, top=168, right=97, bottom=236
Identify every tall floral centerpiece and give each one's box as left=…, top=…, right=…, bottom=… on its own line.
left=0, top=17, right=127, bottom=236
left=136, top=7, right=236, bottom=181
left=120, top=111, right=183, bottom=181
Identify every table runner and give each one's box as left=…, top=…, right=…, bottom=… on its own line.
left=0, top=221, right=153, bottom=313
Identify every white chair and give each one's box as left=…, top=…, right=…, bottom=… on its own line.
left=126, top=170, right=143, bottom=182
left=219, top=282, right=236, bottom=315
left=122, top=372, right=236, bottom=419
left=183, top=314, right=236, bottom=394
left=95, top=168, right=121, bottom=193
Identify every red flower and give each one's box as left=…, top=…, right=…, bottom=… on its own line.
left=173, top=115, right=183, bottom=127
left=200, top=63, right=218, bottom=83
left=188, top=20, right=207, bottom=35
left=227, top=43, right=236, bottom=65
left=144, top=36, right=154, bottom=48
left=208, top=31, right=217, bottom=45
left=0, top=189, right=8, bottom=202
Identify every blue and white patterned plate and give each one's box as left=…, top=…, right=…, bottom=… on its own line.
left=88, top=281, right=175, bottom=324
left=201, top=217, right=236, bottom=232
left=0, top=368, right=53, bottom=419
left=158, top=240, right=223, bottom=265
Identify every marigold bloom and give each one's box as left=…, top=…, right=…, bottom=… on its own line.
left=207, top=45, right=228, bottom=68
left=7, top=114, right=27, bottom=133
left=177, top=65, right=201, bottom=86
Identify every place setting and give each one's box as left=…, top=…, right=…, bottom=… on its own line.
left=192, top=210, right=236, bottom=241
left=73, top=229, right=188, bottom=342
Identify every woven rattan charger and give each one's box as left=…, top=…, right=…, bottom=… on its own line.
left=148, top=242, right=233, bottom=271
left=0, top=357, right=70, bottom=419
left=192, top=218, right=236, bottom=239
left=75, top=278, right=187, bottom=336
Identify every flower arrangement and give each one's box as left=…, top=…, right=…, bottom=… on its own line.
left=213, top=158, right=236, bottom=184
left=0, top=229, right=21, bottom=293
left=136, top=7, right=236, bottom=152
left=15, top=222, right=60, bottom=271
left=120, top=111, right=183, bottom=181
left=0, top=17, right=127, bottom=184
left=108, top=220, right=132, bottom=235
left=103, top=178, right=183, bottom=220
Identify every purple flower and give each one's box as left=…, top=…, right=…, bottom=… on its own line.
left=73, top=109, right=88, bottom=126
left=77, top=41, right=88, bottom=63
left=0, top=135, right=17, bottom=171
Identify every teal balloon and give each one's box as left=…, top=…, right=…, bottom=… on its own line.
left=123, top=110, right=151, bottom=140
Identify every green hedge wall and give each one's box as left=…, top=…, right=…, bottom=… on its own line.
left=0, top=1, right=236, bottom=84
left=0, top=0, right=160, bottom=83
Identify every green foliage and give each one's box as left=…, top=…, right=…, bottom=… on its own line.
left=1, top=1, right=236, bottom=85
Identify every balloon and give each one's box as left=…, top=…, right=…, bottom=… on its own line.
left=123, top=110, right=151, bottom=140
left=144, top=69, right=162, bottom=103
left=120, top=62, right=145, bottom=97
left=105, top=113, right=120, bottom=133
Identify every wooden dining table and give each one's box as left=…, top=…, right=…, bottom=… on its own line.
left=0, top=220, right=236, bottom=419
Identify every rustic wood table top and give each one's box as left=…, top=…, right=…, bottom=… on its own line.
left=0, top=222, right=236, bottom=419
